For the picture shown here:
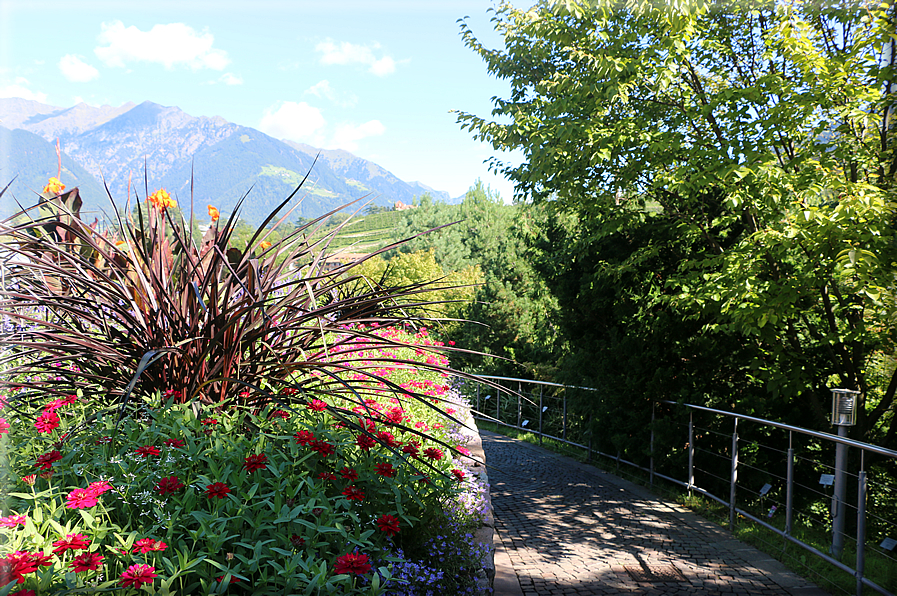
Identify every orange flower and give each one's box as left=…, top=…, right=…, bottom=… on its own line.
left=43, top=177, right=66, bottom=195
left=208, top=205, right=220, bottom=222
left=147, top=189, right=175, bottom=211
left=259, top=241, right=272, bottom=250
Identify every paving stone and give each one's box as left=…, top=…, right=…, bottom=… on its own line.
left=483, top=431, right=829, bottom=596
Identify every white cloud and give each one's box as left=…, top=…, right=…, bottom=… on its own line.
left=315, top=39, right=397, bottom=76
left=219, top=73, right=243, bottom=85
left=259, top=101, right=326, bottom=142
left=304, top=80, right=356, bottom=108
left=0, top=78, right=48, bottom=103
left=94, top=21, right=230, bottom=71
left=58, top=55, right=100, bottom=83
left=328, top=120, right=386, bottom=152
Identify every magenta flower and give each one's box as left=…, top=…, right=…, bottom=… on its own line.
left=34, top=410, right=60, bottom=434
left=87, top=481, right=113, bottom=497
left=119, top=564, right=156, bottom=588
left=0, top=418, right=9, bottom=435
left=132, top=538, right=167, bottom=553
left=65, top=488, right=98, bottom=509
left=52, top=533, right=91, bottom=554
left=307, top=399, right=328, bottom=412
left=0, top=515, right=26, bottom=528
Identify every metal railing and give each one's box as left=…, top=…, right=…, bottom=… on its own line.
left=459, top=375, right=897, bottom=596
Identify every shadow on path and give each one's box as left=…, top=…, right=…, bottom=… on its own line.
left=482, top=431, right=829, bottom=596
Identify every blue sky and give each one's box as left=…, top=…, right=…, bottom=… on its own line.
left=0, top=0, right=522, bottom=201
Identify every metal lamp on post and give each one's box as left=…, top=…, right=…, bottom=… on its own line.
left=830, top=388, right=858, bottom=559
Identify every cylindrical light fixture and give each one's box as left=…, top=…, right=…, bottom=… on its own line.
left=831, top=388, right=859, bottom=427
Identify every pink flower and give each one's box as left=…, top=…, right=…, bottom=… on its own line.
left=0, top=418, right=9, bottom=435
left=52, top=533, right=91, bottom=554
left=307, top=399, right=328, bottom=412
left=34, top=410, right=60, bottom=434
left=119, top=564, right=156, bottom=588
left=132, top=538, right=167, bottom=553
left=70, top=552, right=103, bottom=572
left=65, top=488, right=98, bottom=509
left=0, top=515, right=26, bottom=528
left=87, top=481, right=113, bottom=496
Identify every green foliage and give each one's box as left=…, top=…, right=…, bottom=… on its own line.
left=458, top=0, right=897, bottom=444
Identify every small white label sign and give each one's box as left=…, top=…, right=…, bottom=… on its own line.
left=819, top=474, right=835, bottom=486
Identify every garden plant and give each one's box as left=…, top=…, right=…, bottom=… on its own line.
left=0, top=174, right=491, bottom=595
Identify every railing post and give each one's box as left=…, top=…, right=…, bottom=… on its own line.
left=786, top=432, right=794, bottom=536
left=476, top=384, right=480, bottom=417
left=538, top=386, right=544, bottom=446
left=832, top=424, right=849, bottom=559
left=562, top=391, right=568, bottom=442
left=688, top=410, right=694, bottom=497
left=729, top=417, right=739, bottom=531
left=517, top=382, right=522, bottom=429
left=588, top=412, right=593, bottom=464
left=856, top=468, right=867, bottom=596
left=650, top=401, right=655, bottom=488
left=497, top=385, right=501, bottom=425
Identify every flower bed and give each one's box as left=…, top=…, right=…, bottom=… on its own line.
left=0, top=326, right=491, bottom=595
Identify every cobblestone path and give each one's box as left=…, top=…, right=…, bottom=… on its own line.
left=482, top=431, right=828, bottom=596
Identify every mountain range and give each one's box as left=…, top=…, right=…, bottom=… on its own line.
left=0, top=97, right=452, bottom=224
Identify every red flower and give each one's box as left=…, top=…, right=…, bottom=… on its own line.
left=423, top=447, right=443, bottom=461
left=70, top=552, right=104, bottom=572
left=342, top=485, right=365, bottom=502
left=34, top=410, right=60, bottom=434
left=243, top=453, right=268, bottom=472
left=317, top=471, right=336, bottom=481
left=52, top=533, right=91, bottom=554
left=376, top=430, right=398, bottom=447
left=356, top=434, right=377, bottom=451
left=339, top=467, right=358, bottom=481
left=163, top=438, right=185, bottom=448
left=401, top=442, right=420, bottom=458
left=384, top=408, right=406, bottom=425
left=11, top=590, right=37, bottom=596
left=0, top=515, right=26, bottom=528
left=132, top=538, right=167, bottom=553
left=216, top=574, right=242, bottom=584
left=290, top=534, right=306, bottom=548
left=334, top=551, right=371, bottom=575
left=375, top=514, right=401, bottom=537
left=35, top=450, right=62, bottom=470
left=21, top=475, right=36, bottom=486
left=1, top=551, right=53, bottom=584
left=87, top=481, right=113, bottom=496
left=280, top=387, right=298, bottom=396
left=119, top=564, right=156, bottom=588
left=66, top=488, right=98, bottom=509
left=201, top=418, right=218, bottom=426
left=452, top=469, right=466, bottom=482
left=135, top=445, right=160, bottom=458
left=94, top=436, right=112, bottom=445
left=294, top=430, right=315, bottom=445
left=269, top=409, right=290, bottom=419
left=309, top=440, right=335, bottom=457
left=307, top=399, right=328, bottom=412
left=374, top=463, right=395, bottom=478
left=205, top=482, right=230, bottom=499
left=156, top=475, right=184, bottom=496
